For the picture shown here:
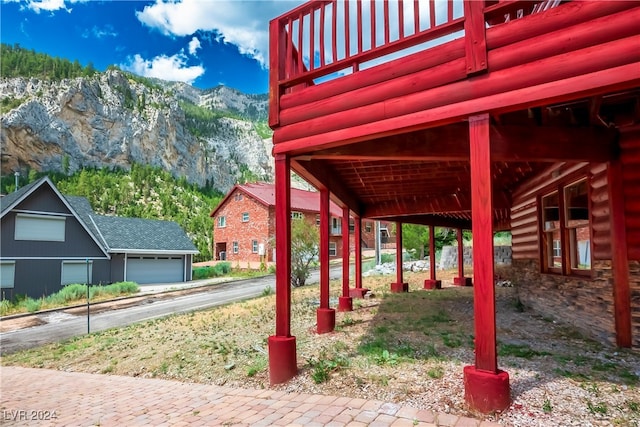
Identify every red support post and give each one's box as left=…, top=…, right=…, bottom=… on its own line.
left=463, top=0, right=487, bottom=76
left=463, top=113, right=510, bottom=413
left=317, top=188, right=335, bottom=333
left=391, top=221, right=408, bottom=292
left=424, top=224, right=442, bottom=290
left=454, top=228, right=471, bottom=286
left=351, top=216, right=368, bottom=298
left=339, top=206, right=353, bottom=311
left=268, top=154, right=297, bottom=385
left=608, top=153, right=632, bottom=348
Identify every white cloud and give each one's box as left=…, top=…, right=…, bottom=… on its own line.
left=20, top=0, right=87, bottom=14
left=82, top=24, right=117, bottom=40
left=188, top=36, right=201, bottom=56
left=121, top=53, right=205, bottom=84
left=135, top=0, right=300, bottom=68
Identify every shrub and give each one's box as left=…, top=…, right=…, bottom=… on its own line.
left=25, top=298, right=42, bottom=313
left=214, top=262, right=231, bottom=276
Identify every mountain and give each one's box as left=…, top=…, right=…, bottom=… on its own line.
left=0, top=52, right=273, bottom=194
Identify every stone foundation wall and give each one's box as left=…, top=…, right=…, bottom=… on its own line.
left=630, top=260, right=640, bottom=349
left=439, top=245, right=512, bottom=270
left=506, top=259, right=618, bottom=347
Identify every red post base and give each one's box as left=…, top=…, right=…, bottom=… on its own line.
left=316, top=308, right=336, bottom=334
left=390, top=282, right=409, bottom=293
left=268, top=335, right=297, bottom=385
left=424, top=279, right=442, bottom=290
left=453, top=277, right=473, bottom=286
left=338, top=296, right=353, bottom=312
left=349, top=288, right=370, bottom=298
left=463, top=366, right=511, bottom=413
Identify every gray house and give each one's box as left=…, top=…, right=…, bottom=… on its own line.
left=0, top=177, right=198, bottom=299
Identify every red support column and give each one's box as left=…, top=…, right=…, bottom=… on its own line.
left=317, top=189, right=335, bottom=333
left=351, top=216, right=368, bottom=298
left=463, top=114, right=510, bottom=413
left=391, top=221, right=408, bottom=292
left=608, top=154, right=632, bottom=348
left=339, top=207, right=353, bottom=311
left=424, top=225, right=442, bottom=290
left=454, top=228, right=472, bottom=286
left=268, top=154, right=297, bottom=385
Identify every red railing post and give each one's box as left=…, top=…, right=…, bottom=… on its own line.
left=463, top=0, right=488, bottom=76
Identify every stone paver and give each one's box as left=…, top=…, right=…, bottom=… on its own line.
left=0, top=366, right=486, bottom=426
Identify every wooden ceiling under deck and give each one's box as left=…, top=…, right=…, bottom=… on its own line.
left=291, top=112, right=621, bottom=230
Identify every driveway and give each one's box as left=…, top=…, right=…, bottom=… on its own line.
left=0, top=266, right=343, bottom=355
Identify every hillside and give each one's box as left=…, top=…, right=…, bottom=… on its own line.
left=0, top=44, right=273, bottom=193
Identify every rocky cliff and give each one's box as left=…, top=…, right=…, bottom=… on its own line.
left=0, top=70, right=273, bottom=192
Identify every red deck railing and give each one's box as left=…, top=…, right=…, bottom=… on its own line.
left=269, top=0, right=564, bottom=127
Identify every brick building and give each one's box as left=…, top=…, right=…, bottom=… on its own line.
left=210, top=183, right=383, bottom=266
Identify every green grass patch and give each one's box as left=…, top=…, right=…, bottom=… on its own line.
left=498, top=343, right=551, bottom=359
left=1, top=282, right=140, bottom=316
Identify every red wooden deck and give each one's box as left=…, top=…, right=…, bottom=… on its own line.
left=267, top=0, right=640, bottom=413
left=269, top=0, right=639, bottom=227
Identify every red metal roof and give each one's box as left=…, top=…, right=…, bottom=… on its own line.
left=210, top=183, right=342, bottom=218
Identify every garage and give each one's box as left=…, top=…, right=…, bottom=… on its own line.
left=127, top=256, right=184, bottom=284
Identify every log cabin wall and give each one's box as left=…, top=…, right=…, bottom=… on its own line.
left=509, top=163, right=616, bottom=346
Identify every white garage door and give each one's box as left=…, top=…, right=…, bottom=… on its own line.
left=127, top=256, right=184, bottom=284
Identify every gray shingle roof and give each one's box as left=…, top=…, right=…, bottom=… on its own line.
left=91, top=215, right=198, bottom=253
left=0, top=178, right=46, bottom=216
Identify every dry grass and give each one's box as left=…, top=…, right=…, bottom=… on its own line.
left=2, top=270, right=639, bottom=426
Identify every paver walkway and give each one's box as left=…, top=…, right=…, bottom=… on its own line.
left=0, top=366, right=497, bottom=427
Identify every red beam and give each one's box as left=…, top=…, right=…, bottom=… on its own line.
left=355, top=216, right=363, bottom=289
left=396, top=221, right=403, bottom=285
left=608, top=156, right=632, bottom=348
left=320, top=188, right=330, bottom=309
left=274, top=155, right=292, bottom=337
left=457, top=228, right=465, bottom=280
left=469, top=114, right=497, bottom=373
left=342, top=206, right=350, bottom=297
left=299, top=124, right=617, bottom=163
left=273, top=62, right=640, bottom=155
left=429, top=225, right=437, bottom=281
left=463, top=0, right=487, bottom=76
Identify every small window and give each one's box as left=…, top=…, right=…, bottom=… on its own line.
left=315, top=214, right=320, bottom=226
left=1, top=261, right=16, bottom=288
left=234, top=193, right=243, bottom=201
left=217, top=216, right=226, bottom=228
left=329, top=242, right=337, bottom=256
left=61, top=260, right=93, bottom=285
left=252, top=240, right=259, bottom=253
left=365, top=222, right=372, bottom=232
left=540, top=177, right=591, bottom=275
left=291, top=212, right=303, bottom=220
left=232, top=241, right=239, bottom=254
left=349, top=219, right=355, bottom=232
left=242, top=212, right=249, bottom=222
left=15, top=214, right=66, bottom=242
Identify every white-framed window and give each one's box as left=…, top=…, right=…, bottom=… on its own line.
left=252, top=240, right=259, bottom=253
left=291, top=211, right=303, bottom=220
left=15, top=213, right=66, bottom=242
left=329, top=242, right=337, bottom=256
left=217, top=216, right=226, bottom=228
left=316, top=214, right=320, bottom=226
left=552, top=240, right=561, bottom=258
left=61, top=260, right=93, bottom=285
left=232, top=241, right=239, bottom=254
left=1, top=261, right=16, bottom=288
left=365, top=222, right=372, bottom=232
left=242, top=212, right=249, bottom=222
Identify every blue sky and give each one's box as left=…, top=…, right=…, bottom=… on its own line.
left=1, top=0, right=304, bottom=94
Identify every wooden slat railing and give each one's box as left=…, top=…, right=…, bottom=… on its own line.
left=269, top=0, right=559, bottom=127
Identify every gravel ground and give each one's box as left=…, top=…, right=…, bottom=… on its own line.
left=3, top=270, right=639, bottom=426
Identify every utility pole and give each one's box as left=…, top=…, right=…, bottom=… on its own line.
left=14, top=171, right=19, bottom=191
left=375, top=221, right=381, bottom=265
